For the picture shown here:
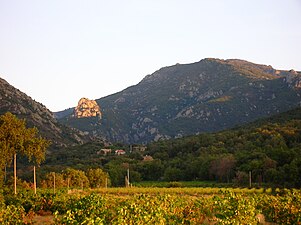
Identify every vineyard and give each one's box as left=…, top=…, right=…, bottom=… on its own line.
left=0, top=187, right=300, bottom=224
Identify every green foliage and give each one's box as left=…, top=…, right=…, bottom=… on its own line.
left=64, top=168, right=89, bottom=188
left=15, top=108, right=301, bottom=188
left=104, top=160, right=128, bottom=187
left=2, top=188, right=73, bottom=215
left=0, top=112, right=49, bottom=191
left=53, top=189, right=301, bottom=225
left=0, top=112, right=50, bottom=165
left=258, top=190, right=301, bottom=224
left=0, top=187, right=300, bottom=224
left=86, top=168, right=110, bottom=188
left=145, top=108, right=301, bottom=187
left=40, top=172, right=66, bottom=188
left=0, top=205, right=30, bottom=225
left=40, top=167, right=110, bottom=189
left=54, top=193, right=108, bottom=224
left=167, top=181, right=182, bottom=188
left=213, top=191, right=260, bottom=224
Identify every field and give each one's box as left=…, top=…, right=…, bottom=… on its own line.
left=0, top=187, right=300, bottom=224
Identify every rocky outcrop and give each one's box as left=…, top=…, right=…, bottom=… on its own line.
left=284, top=70, right=301, bottom=88
left=74, top=98, right=102, bottom=118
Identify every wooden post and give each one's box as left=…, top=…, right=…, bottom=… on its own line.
left=125, top=176, right=128, bottom=187
left=105, top=177, right=108, bottom=189
left=249, top=171, right=252, bottom=188
left=127, top=168, right=130, bottom=187
left=33, top=166, right=37, bottom=194
left=67, top=177, right=71, bottom=194
left=14, top=153, right=17, bottom=195
left=4, top=164, right=7, bottom=182
left=53, top=172, right=56, bottom=194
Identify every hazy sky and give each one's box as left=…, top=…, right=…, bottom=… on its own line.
left=1, top=0, right=300, bottom=111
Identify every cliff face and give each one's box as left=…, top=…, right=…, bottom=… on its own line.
left=74, top=98, right=101, bottom=119
left=57, top=58, right=301, bottom=144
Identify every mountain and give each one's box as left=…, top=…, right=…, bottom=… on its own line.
left=57, top=58, right=301, bottom=144
left=0, top=77, right=88, bottom=147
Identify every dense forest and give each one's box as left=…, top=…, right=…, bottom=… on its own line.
left=5, top=107, right=301, bottom=188
left=144, top=107, right=301, bottom=187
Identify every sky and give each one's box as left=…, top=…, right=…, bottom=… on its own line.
left=0, top=0, right=301, bottom=112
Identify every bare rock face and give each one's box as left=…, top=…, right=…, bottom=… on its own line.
left=74, top=98, right=102, bottom=118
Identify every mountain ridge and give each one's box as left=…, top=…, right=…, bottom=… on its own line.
left=56, top=58, right=301, bottom=144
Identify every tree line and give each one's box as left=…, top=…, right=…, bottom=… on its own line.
left=2, top=108, right=301, bottom=189
left=143, top=111, right=301, bottom=187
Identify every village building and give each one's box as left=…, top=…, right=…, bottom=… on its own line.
left=115, top=149, right=126, bottom=155
left=97, top=149, right=112, bottom=156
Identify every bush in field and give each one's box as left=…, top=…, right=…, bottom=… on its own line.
left=167, top=181, right=182, bottom=188
left=112, top=194, right=172, bottom=224
left=2, top=188, right=300, bottom=225
left=3, top=189, right=72, bottom=215
left=259, top=190, right=301, bottom=224
left=0, top=205, right=31, bottom=225
left=55, top=193, right=209, bottom=224
left=212, top=191, right=260, bottom=224
left=54, top=193, right=109, bottom=224
left=4, top=191, right=37, bottom=213
left=6, top=176, right=32, bottom=190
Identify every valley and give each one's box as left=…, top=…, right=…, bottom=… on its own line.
left=1, top=58, right=301, bottom=224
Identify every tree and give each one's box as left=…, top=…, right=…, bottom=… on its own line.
left=136, top=159, right=164, bottom=181
left=105, top=161, right=127, bottom=186
left=86, top=168, right=110, bottom=188
left=63, top=168, right=89, bottom=189
left=0, top=112, right=49, bottom=194
left=210, top=154, right=236, bottom=183
left=40, top=172, right=66, bottom=189
left=163, top=167, right=183, bottom=181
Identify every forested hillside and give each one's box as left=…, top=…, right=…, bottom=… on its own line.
left=145, top=107, right=301, bottom=187
left=39, top=107, right=301, bottom=187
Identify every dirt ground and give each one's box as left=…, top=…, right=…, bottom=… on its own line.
left=30, top=214, right=277, bottom=225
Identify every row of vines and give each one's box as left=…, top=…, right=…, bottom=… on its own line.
left=0, top=188, right=300, bottom=224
